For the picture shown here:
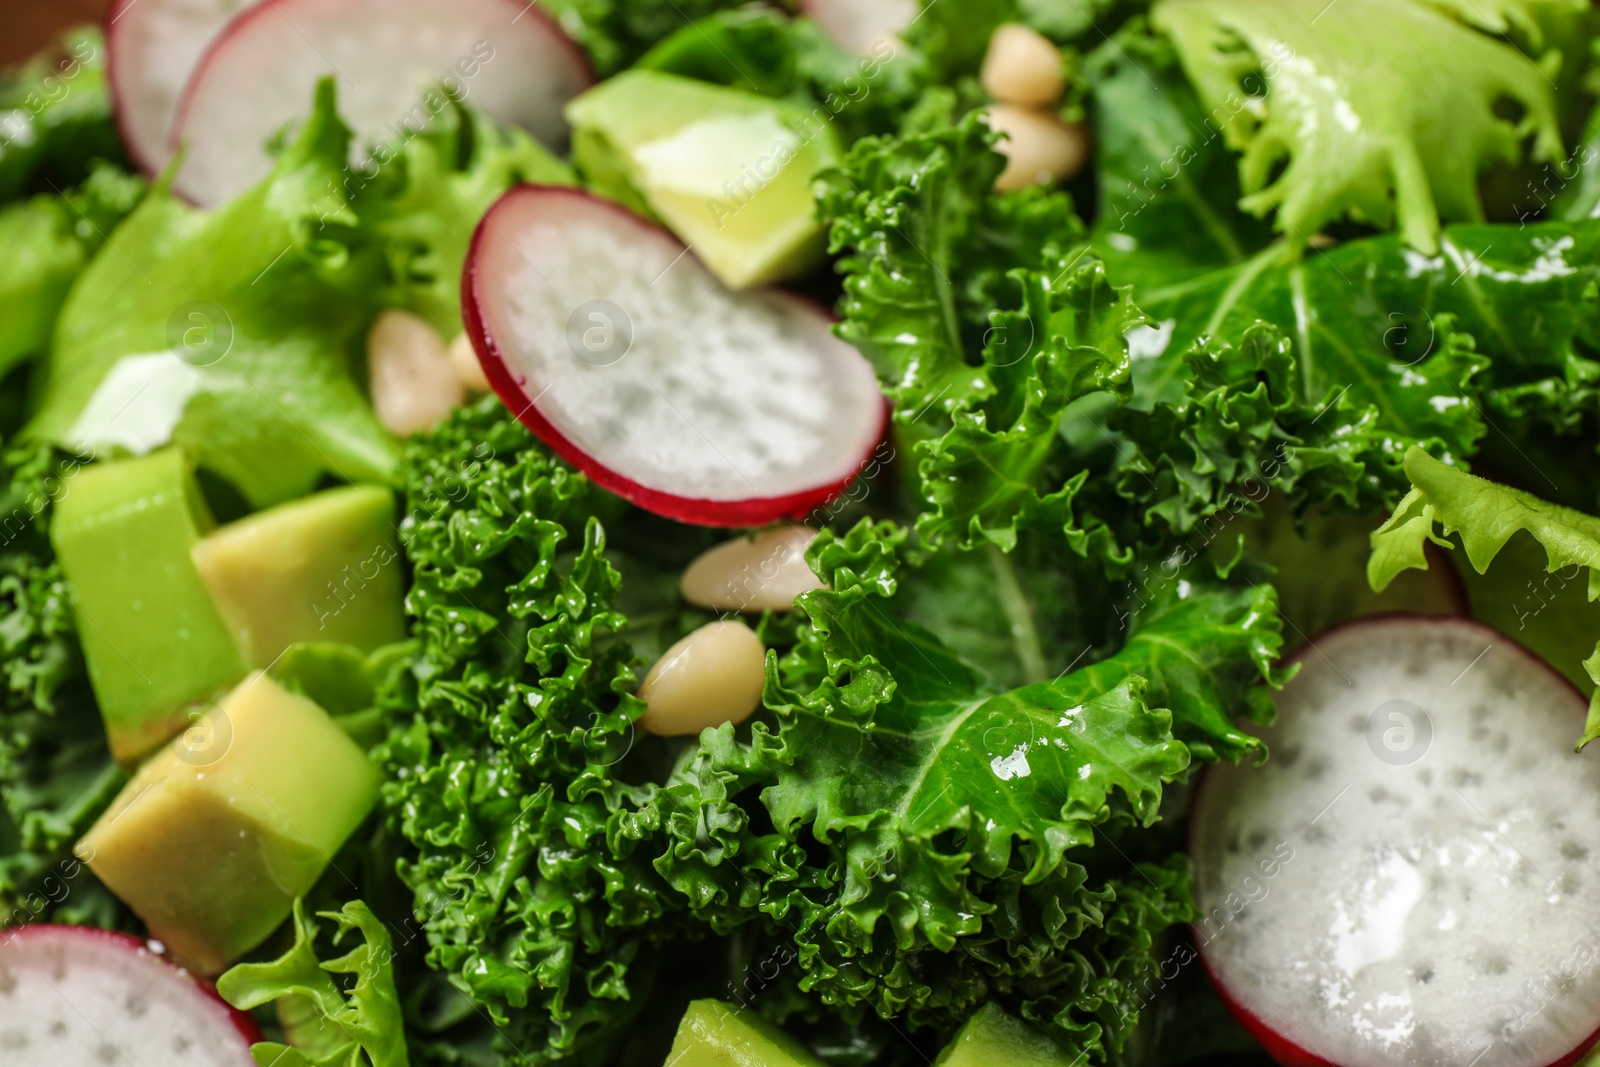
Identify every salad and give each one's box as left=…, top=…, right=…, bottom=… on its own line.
left=3, top=0, right=1600, bottom=1064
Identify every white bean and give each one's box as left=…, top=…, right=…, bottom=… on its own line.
left=988, top=105, right=1089, bottom=192
left=449, top=332, right=491, bottom=393
left=367, top=310, right=464, bottom=436
left=680, top=526, right=824, bottom=613
left=637, top=621, right=766, bottom=737
left=982, top=23, right=1065, bottom=109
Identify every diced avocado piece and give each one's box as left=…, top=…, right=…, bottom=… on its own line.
left=934, top=1004, right=1077, bottom=1067
left=50, top=448, right=248, bottom=764
left=76, top=672, right=379, bottom=974
left=566, top=71, right=842, bottom=290
left=190, top=485, right=404, bottom=667
left=664, top=1000, right=824, bottom=1067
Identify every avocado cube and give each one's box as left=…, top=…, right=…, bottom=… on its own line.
left=664, top=1000, right=823, bottom=1067
left=50, top=448, right=248, bottom=763
left=934, top=1004, right=1077, bottom=1067
left=566, top=71, right=842, bottom=290
left=190, top=485, right=404, bottom=667
left=76, top=672, right=379, bottom=973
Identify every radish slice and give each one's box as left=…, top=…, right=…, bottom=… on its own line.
left=0, top=924, right=261, bottom=1065
left=106, top=0, right=254, bottom=174
left=464, top=185, right=889, bottom=527
left=170, top=0, right=591, bottom=207
left=800, top=0, right=918, bottom=53
left=1191, top=617, right=1600, bottom=1067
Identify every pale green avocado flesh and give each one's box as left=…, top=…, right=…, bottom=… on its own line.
left=665, top=1000, right=825, bottom=1067
left=934, top=1004, right=1078, bottom=1067
left=566, top=71, right=842, bottom=290
left=77, top=672, right=379, bottom=973
left=49, top=448, right=248, bottom=764
left=190, top=484, right=404, bottom=667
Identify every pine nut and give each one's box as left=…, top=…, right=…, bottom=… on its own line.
left=988, top=105, right=1089, bottom=192
left=367, top=310, right=464, bottom=436
left=449, top=332, right=491, bottom=393
left=637, top=620, right=766, bottom=736
left=982, top=24, right=1065, bottom=109
left=680, top=526, right=824, bottom=613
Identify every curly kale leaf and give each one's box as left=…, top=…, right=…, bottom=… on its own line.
left=634, top=7, right=928, bottom=147
left=1086, top=22, right=1600, bottom=537
left=542, top=0, right=751, bottom=76
left=627, top=519, right=1280, bottom=1060
left=819, top=108, right=1135, bottom=556
left=377, top=399, right=681, bottom=1066
left=1099, top=217, right=1600, bottom=530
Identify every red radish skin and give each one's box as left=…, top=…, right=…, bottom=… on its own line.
left=0, top=924, right=261, bottom=1065
left=1190, top=616, right=1600, bottom=1067
left=1201, top=945, right=1600, bottom=1067
left=462, top=185, right=890, bottom=528
left=106, top=0, right=253, bottom=175
left=168, top=0, right=592, bottom=207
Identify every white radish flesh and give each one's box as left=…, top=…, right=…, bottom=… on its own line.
left=1192, top=616, right=1600, bottom=1067
left=800, top=0, right=918, bottom=54
left=638, top=621, right=766, bottom=737
left=0, top=925, right=260, bottom=1066
left=464, top=186, right=887, bottom=527
left=170, top=0, right=591, bottom=207
left=680, top=526, right=824, bottom=613
left=106, top=0, right=254, bottom=174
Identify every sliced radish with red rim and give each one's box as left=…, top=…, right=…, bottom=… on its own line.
left=800, top=0, right=919, bottom=53
left=1192, top=616, right=1600, bottom=1067
left=106, top=0, right=254, bottom=174
left=0, top=924, right=260, bottom=1065
left=170, top=0, right=592, bottom=207
left=464, top=185, right=888, bottom=527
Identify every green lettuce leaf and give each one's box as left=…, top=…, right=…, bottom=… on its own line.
left=27, top=79, right=399, bottom=507
left=26, top=79, right=560, bottom=508
left=1370, top=445, right=1600, bottom=747
left=0, top=163, right=144, bottom=377
left=218, top=899, right=409, bottom=1067
left=1151, top=0, right=1563, bottom=252
left=1416, top=0, right=1591, bottom=51
left=357, top=103, right=573, bottom=336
